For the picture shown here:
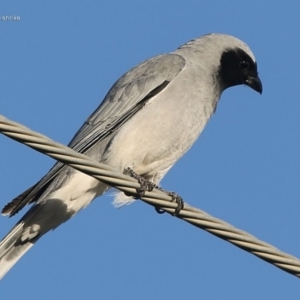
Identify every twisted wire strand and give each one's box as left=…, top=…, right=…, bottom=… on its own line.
left=0, top=114, right=299, bottom=277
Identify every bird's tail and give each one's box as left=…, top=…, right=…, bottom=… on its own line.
left=0, top=222, right=35, bottom=280
left=0, top=200, right=69, bottom=280
left=0, top=173, right=110, bottom=279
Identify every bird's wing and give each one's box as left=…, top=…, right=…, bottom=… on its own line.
left=2, top=54, right=186, bottom=217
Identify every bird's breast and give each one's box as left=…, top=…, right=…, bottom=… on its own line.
left=103, top=67, right=219, bottom=178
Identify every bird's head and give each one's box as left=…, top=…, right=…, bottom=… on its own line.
left=179, top=34, right=263, bottom=94
left=209, top=34, right=263, bottom=94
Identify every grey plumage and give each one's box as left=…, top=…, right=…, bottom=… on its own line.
left=0, top=33, right=262, bottom=279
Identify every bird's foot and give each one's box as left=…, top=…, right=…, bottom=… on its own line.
left=154, top=190, right=184, bottom=216
left=124, top=168, right=184, bottom=216
left=124, top=167, right=157, bottom=198
left=168, top=191, right=184, bottom=216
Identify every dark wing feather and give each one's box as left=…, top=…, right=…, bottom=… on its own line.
left=2, top=54, right=186, bottom=217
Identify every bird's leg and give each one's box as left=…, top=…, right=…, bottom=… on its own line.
left=124, top=167, right=184, bottom=216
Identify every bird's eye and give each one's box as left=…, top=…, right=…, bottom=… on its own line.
left=239, top=61, right=250, bottom=71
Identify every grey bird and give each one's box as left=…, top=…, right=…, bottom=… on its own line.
left=0, top=33, right=262, bottom=279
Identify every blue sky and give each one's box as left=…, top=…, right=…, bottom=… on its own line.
left=1, top=1, right=300, bottom=299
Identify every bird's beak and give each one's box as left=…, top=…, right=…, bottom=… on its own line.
left=246, top=76, right=263, bottom=94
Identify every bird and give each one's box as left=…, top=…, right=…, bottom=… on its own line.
left=0, top=33, right=262, bottom=279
